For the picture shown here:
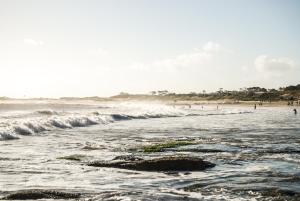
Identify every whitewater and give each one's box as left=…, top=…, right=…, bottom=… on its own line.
left=0, top=100, right=299, bottom=200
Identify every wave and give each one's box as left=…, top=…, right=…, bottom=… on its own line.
left=24, top=122, right=48, bottom=133
left=13, top=125, right=33, bottom=135
left=0, top=107, right=253, bottom=141
left=0, top=131, right=20, bottom=140
left=48, top=119, right=72, bottom=129
left=186, top=111, right=252, bottom=117
left=12, top=121, right=49, bottom=135
left=110, top=114, right=132, bottom=121
left=0, top=111, right=182, bottom=141
left=67, top=117, right=98, bottom=127
left=47, top=116, right=106, bottom=129
left=110, top=113, right=183, bottom=121
left=36, top=110, right=58, bottom=115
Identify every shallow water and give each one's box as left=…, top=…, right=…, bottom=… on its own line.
left=0, top=100, right=299, bottom=200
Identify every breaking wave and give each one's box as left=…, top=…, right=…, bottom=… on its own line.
left=0, top=107, right=253, bottom=141
left=109, top=113, right=180, bottom=121
left=36, top=110, right=58, bottom=115
left=187, top=111, right=252, bottom=117
left=0, top=111, right=183, bottom=141
left=0, top=131, right=20, bottom=140
left=13, top=125, right=33, bottom=135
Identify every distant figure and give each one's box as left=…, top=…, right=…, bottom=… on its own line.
left=217, top=105, right=219, bottom=110
left=188, top=104, right=191, bottom=109
left=254, top=104, right=257, bottom=110
left=201, top=105, right=204, bottom=110
left=294, top=109, right=297, bottom=115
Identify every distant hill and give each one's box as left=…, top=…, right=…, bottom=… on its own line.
left=110, top=84, right=300, bottom=102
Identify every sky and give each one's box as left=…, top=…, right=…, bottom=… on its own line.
left=0, top=0, right=300, bottom=98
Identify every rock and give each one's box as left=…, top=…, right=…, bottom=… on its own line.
left=57, top=154, right=85, bottom=161
left=112, top=155, right=143, bottom=161
left=88, top=156, right=215, bottom=171
left=0, top=189, right=81, bottom=200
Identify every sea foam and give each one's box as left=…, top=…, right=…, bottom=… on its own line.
left=0, top=105, right=252, bottom=141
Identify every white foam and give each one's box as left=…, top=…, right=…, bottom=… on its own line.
left=0, top=103, right=206, bottom=141
left=0, top=131, right=20, bottom=140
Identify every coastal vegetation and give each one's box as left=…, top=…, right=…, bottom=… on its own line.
left=112, top=84, right=300, bottom=103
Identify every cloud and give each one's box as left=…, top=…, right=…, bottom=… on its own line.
left=241, top=65, right=249, bottom=72
left=153, top=51, right=212, bottom=69
left=202, top=41, right=222, bottom=52
left=254, top=55, right=295, bottom=73
left=88, top=48, right=109, bottom=57
left=130, top=41, right=224, bottom=71
left=24, top=38, right=45, bottom=46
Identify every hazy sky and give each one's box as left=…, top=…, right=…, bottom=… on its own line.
left=0, top=0, right=300, bottom=98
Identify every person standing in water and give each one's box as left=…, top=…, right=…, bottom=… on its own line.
left=254, top=104, right=257, bottom=110
left=294, top=108, right=297, bottom=115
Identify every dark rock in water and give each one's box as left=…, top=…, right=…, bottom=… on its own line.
left=88, top=156, right=215, bottom=171
left=112, top=155, right=143, bottom=161
left=57, top=154, right=85, bottom=161
left=0, top=190, right=81, bottom=200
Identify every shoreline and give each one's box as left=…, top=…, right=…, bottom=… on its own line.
left=170, top=100, right=299, bottom=107
left=1, top=98, right=299, bottom=108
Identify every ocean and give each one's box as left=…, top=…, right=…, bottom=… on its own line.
left=0, top=100, right=299, bottom=200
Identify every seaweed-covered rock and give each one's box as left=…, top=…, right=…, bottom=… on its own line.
left=88, top=156, right=215, bottom=171
left=0, top=189, right=81, bottom=200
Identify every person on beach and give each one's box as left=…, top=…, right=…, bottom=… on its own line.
left=254, top=104, right=257, bottom=110
left=294, top=109, right=297, bottom=115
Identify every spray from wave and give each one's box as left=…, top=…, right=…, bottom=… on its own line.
left=0, top=103, right=252, bottom=141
